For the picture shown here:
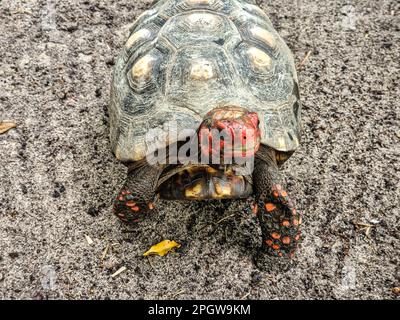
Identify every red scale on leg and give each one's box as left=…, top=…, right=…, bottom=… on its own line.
left=265, top=203, right=276, bottom=212
left=282, top=236, right=291, bottom=245
left=282, top=220, right=291, bottom=227
left=265, top=239, right=273, bottom=247
left=126, top=201, right=136, bottom=207
left=271, top=232, right=281, bottom=240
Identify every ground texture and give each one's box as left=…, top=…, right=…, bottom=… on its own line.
left=0, top=0, right=399, bottom=299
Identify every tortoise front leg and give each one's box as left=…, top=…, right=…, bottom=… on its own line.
left=253, top=146, right=302, bottom=258
left=113, top=163, right=163, bottom=223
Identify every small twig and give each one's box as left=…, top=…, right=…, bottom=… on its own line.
left=85, top=235, right=94, bottom=245
left=352, top=220, right=377, bottom=237
left=241, top=291, right=251, bottom=300
left=111, top=266, right=127, bottom=278
left=173, top=290, right=186, bottom=298
left=11, top=8, right=32, bottom=15
left=101, top=244, right=110, bottom=261
left=296, top=50, right=312, bottom=70
left=198, top=213, right=237, bottom=233
left=353, top=222, right=375, bottom=228
left=216, top=213, right=236, bottom=225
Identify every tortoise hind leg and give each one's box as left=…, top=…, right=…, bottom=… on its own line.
left=253, top=146, right=302, bottom=258
left=113, top=164, right=163, bottom=223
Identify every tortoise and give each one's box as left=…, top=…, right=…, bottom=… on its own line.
left=109, top=0, right=302, bottom=257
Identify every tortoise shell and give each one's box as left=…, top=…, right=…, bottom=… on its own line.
left=109, top=0, right=301, bottom=164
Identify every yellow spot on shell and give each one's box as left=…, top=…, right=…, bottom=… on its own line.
left=214, top=182, right=232, bottom=197
left=207, top=166, right=218, bottom=174
left=185, top=182, right=203, bottom=198
left=114, top=146, right=122, bottom=161
left=187, top=0, right=210, bottom=4
left=276, top=136, right=287, bottom=150
left=187, top=12, right=219, bottom=28
left=143, top=240, right=181, bottom=257
left=132, top=55, right=155, bottom=79
left=190, top=61, right=214, bottom=80
left=248, top=47, right=272, bottom=69
left=125, top=29, right=151, bottom=49
left=251, top=26, right=276, bottom=48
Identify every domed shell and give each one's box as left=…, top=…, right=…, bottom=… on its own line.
left=109, top=0, right=301, bottom=163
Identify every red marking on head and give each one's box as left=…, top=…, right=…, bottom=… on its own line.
left=266, top=240, right=273, bottom=247
left=295, top=233, right=301, bottom=241
left=280, top=190, right=288, bottom=197
left=199, top=107, right=261, bottom=160
left=148, top=203, right=155, bottom=210
left=292, top=208, right=297, bottom=215
left=126, top=201, right=136, bottom=207
left=272, top=244, right=280, bottom=250
left=273, top=191, right=279, bottom=198
left=251, top=203, right=258, bottom=214
left=282, top=236, right=291, bottom=245
left=293, top=218, right=300, bottom=227
left=278, top=252, right=283, bottom=257
left=131, top=206, right=140, bottom=212
left=118, top=196, right=124, bottom=201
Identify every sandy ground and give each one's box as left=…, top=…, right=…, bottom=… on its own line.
left=0, top=0, right=399, bottom=300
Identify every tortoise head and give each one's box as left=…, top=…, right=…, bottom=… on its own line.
left=198, top=106, right=261, bottom=163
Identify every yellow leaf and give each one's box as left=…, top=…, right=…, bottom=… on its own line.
left=143, top=240, right=181, bottom=257
left=0, top=122, right=17, bottom=135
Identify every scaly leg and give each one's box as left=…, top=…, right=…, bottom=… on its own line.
left=253, top=146, right=302, bottom=258
left=113, top=163, right=163, bottom=223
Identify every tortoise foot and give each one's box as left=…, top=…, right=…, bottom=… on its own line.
left=113, top=189, right=155, bottom=223
left=255, top=184, right=302, bottom=258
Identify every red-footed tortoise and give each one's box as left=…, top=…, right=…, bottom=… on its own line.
left=109, top=0, right=302, bottom=258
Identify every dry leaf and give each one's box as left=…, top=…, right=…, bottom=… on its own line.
left=143, top=240, right=181, bottom=257
left=0, top=122, right=17, bottom=134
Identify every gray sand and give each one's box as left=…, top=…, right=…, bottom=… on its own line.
left=0, top=0, right=399, bottom=299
